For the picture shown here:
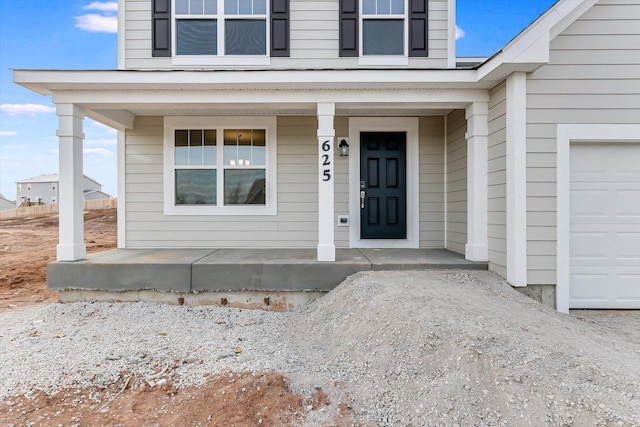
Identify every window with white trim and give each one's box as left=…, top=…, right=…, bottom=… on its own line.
left=164, top=116, right=277, bottom=215
left=175, top=0, right=267, bottom=56
left=362, top=0, right=405, bottom=56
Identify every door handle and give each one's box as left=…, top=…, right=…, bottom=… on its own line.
left=360, top=191, right=366, bottom=209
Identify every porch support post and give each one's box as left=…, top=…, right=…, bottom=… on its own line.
left=317, top=102, right=336, bottom=262
left=56, top=104, right=87, bottom=261
left=465, top=102, right=489, bottom=262
left=506, top=72, right=528, bottom=286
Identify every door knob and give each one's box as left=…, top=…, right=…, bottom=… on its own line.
left=360, top=191, right=366, bottom=209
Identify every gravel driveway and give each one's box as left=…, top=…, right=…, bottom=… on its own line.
left=1, top=270, right=639, bottom=426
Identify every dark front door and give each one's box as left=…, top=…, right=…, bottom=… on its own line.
left=360, top=132, right=407, bottom=239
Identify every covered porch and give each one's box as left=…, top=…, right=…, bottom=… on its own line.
left=48, top=248, right=487, bottom=307
left=14, top=68, right=530, bottom=298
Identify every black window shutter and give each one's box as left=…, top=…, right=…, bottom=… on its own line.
left=152, top=0, right=171, bottom=57
left=409, top=0, right=428, bottom=57
left=271, top=0, right=290, bottom=57
left=339, top=0, right=358, bottom=57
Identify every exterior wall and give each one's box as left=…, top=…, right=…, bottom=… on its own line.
left=526, top=0, right=640, bottom=285
left=445, top=109, right=466, bottom=254
left=17, top=181, right=58, bottom=205
left=126, top=114, right=446, bottom=249
left=124, top=0, right=449, bottom=69
left=419, top=116, right=445, bottom=247
left=334, top=116, right=350, bottom=248
left=487, top=81, right=507, bottom=277
left=125, top=116, right=319, bottom=248
left=0, top=196, right=15, bottom=210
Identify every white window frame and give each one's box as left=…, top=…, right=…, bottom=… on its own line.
left=359, top=0, right=409, bottom=66
left=163, top=116, right=277, bottom=216
left=172, top=0, right=271, bottom=66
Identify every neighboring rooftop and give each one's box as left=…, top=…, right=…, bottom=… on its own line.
left=16, top=173, right=103, bottom=187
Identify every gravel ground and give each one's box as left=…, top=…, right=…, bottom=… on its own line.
left=1, top=270, right=639, bottom=426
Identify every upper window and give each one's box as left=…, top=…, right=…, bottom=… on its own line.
left=164, top=116, right=277, bottom=215
left=362, top=0, right=405, bottom=56
left=339, top=0, right=427, bottom=60
left=174, top=0, right=267, bottom=56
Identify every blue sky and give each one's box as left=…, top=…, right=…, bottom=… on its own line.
left=0, top=0, right=557, bottom=201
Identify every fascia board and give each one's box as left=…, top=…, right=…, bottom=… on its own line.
left=14, top=69, right=481, bottom=94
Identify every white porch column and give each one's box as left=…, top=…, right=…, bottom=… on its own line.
left=56, top=104, right=87, bottom=261
left=317, top=102, right=336, bottom=261
left=506, top=72, right=528, bottom=286
left=465, top=102, right=489, bottom=262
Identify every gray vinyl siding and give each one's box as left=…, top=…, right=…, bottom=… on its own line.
left=419, top=116, right=445, bottom=248
left=487, top=81, right=507, bottom=278
left=125, top=116, right=320, bottom=248
left=124, top=0, right=449, bottom=69
left=334, top=117, right=350, bottom=248
left=445, top=109, right=467, bottom=254
left=525, top=0, right=640, bottom=285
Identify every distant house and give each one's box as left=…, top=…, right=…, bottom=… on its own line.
left=15, top=174, right=111, bottom=206
left=0, top=193, right=15, bottom=211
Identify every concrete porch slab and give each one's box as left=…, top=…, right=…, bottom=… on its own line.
left=48, top=249, right=214, bottom=292
left=360, top=248, right=488, bottom=271
left=192, top=248, right=370, bottom=292
left=48, top=248, right=489, bottom=294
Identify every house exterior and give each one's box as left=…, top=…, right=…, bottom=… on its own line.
left=13, top=0, right=640, bottom=312
left=15, top=173, right=111, bottom=206
left=0, top=193, right=16, bottom=211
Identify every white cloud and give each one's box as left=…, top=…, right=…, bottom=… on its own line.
left=0, top=104, right=56, bottom=116
left=84, top=1, right=118, bottom=12
left=75, top=13, right=118, bottom=33
left=85, top=138, right=117, bottom=146
left=456, top=26, right=465, bottom=40
left=0, top=131, right=17, bottom=136
left=84, top=148, right=113, bottom=156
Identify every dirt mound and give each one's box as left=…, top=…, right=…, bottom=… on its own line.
left=288, top=271, right=640, bottom=426
left=0, top=208, right=117, bottom=309
left=0, top=371, right=342, bottom=427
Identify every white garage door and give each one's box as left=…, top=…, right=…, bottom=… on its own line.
left=570, top=143, right=640, bottom=309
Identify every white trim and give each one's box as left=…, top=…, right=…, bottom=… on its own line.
left=556, top=124, right=640, bottom=314
left=56, top=104, right=87, bottom=261
left=117, top=129, right=126, bottom=248
left=117, top=0, right=125, bottom=69
left=163, top=116, right=277, bottom=216
left=348, top=117, right=420, bottom=249
left=443, top=115, right=448, bottom=248
left=172, top=56, right=270, bottom=66
left=465, top=102, right=489, bottom=262
left=358, top=57, right=409, bottom=66
left=506, top=72, right=527, bottom=286
left=447, top=0, right=456, bottom=68
left=317, top=103, right=336, bottom=262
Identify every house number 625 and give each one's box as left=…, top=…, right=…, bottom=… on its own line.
left=321, top=140, right=331, bottom=182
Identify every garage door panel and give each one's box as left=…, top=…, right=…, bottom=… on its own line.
left=570, top=273, right=609, bottom=301
left=617, top=232, right=640, bottom=259
left=569, top=143, right=640, bottom=309
left=570, top=189, right=608, bottom=217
